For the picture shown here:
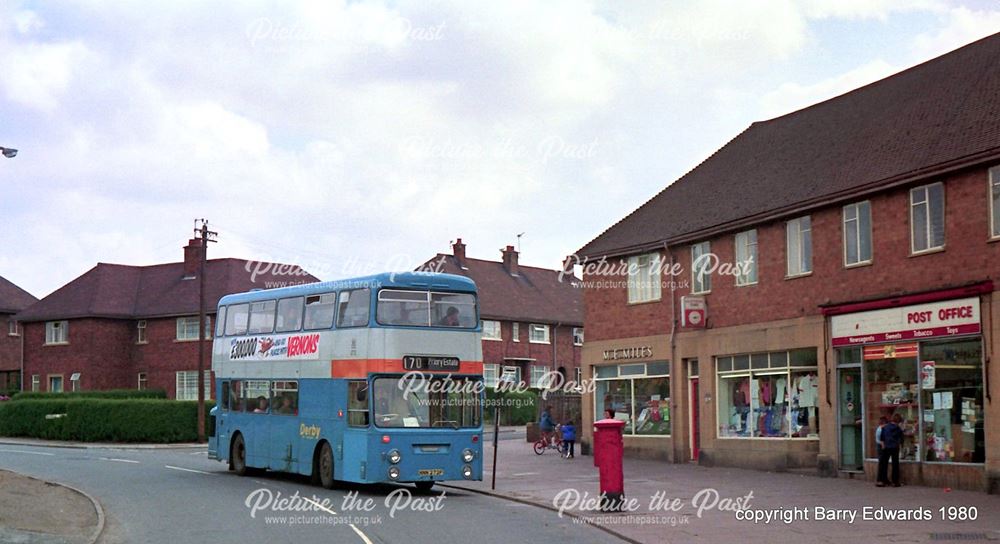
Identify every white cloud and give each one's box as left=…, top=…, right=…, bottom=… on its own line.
left=0, top=41, right=93, bottom=113
left=756, top=59, right=899, bottom=119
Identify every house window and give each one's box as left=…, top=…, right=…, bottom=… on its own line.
left=175, top=370, right=211, bottom=401
left=31, top=374, right=40, bottom=392
left=482, top=320, right=502, bottom=341
left=691, top=241, right=711, bottom=294
left=483, top=364, right=499, bottom=388
left=529, top=324, right=550, bottom=344
left=137, top=320, right=147, bottom=343
left=910, top=182, right=945, bottom=253
left=786, top=216, right=812, bottom=277
left=990, top=166, right=1000, bottom=239
left=138, top=372, right=148, bottom=391
left=573, top=327, right=584, bottom=346
left=627, top=253, right=661, bottom=303
left=716, top=349, right=819, bottom=439
left=70, top=372, right=81, bottom=392
left=594, top=361, right=670, bottom=436
left=176, top=317, right=202, bottom=341
left=843, top=201, right=872, bottom=266
left=500, top=366, right=521, bottom=385
left=48, top=375, right=63, bottom=393
left=512, top=323, right=520, bottom=342
left=7, top=319, right=18, bottom=336
left=734, top=230, right=758, bottom=286
left=45, top=321, right=68, bottom=344
left=530, top=366, right=550, bottom=388
left=574, top=367, right=582, bottom=385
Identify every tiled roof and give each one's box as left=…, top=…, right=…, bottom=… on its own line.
left=426, top=255, right=583, bottom=326
left=579, top=32, right=1000, bottom=258
left=0, top=276, right=37, bottom=314
left=15, top=259, right=319, bottom=322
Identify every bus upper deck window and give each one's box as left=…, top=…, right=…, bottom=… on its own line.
left=304, top=294, right=336, bottom=330
left=248, top=301, right=276, bottom=335
left=275, top=297, right=304, bottom=332
left=432, top=293, right=476, bottom=328
left=225, top=304, right=249, bottom=336
left=215, top=306, right=227, bottom=337
left=337, top=289, right=370, bottom=328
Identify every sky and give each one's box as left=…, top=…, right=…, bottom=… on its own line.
left=1, top=1, right=999, bottom=298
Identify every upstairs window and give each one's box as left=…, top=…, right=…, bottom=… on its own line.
left=176, top=317, right=200, bottom=341
left=45, top=321, right=68, bottom=344
left=990, top=166, right=1000, bottom=239
left=735, top=230, right=758, bottom=286
left=843, top=201, right=872, bottom=266
left=627, top=253, right=661, bottom=303
left=529, top=323, right=550, bottom=344
left=910, top=182, right=945, bottom=253
left=137, top=320, right=147, bottom=343
left=573, top=327, right=584, bottom=346
left=482, top=320, right=501, bottom=340
left=8, top=319, right=18, bottom=336
left=512, top=322, right=520, bottom=342
left=786, top=216, right=812, bottom=277
left=691, top=242, right=711, bottom=294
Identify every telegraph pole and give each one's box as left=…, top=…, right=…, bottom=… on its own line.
left=196, top=219, right=218, bottom=442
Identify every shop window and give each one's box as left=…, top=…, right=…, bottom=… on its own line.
left=627, top=253, right=662, bottom=303
left=864, top=355, right=919, bottom=460
left=919, top=340, right=984, bottom=463
left=717, top=350, right=819, bottom=439
left=595, top=362, right=670, bottom=436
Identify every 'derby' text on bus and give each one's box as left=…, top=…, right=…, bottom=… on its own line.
left=207, top=272, right=484, bottom=491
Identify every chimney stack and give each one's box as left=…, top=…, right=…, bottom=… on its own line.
left=183, top=238, right=203, bottom=278
left=452, top=238, right=467, bottom=267
left=501, top=245, right=519, bottom=276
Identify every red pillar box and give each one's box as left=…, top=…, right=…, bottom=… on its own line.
left=593, top=418, right=625, bottom=512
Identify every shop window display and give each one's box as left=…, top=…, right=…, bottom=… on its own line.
left=717, top=349, right=819, bottom=439
left=919, top=340, right=984, bottom=464
left=864, top=356, right=918, bottom=461
left=594, top=363, right=670, bottom=436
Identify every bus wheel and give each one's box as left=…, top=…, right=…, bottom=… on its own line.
left=415, top=481, right=434, bottom=493
left=231, top=434, right=248, bottom=476
left=318, top=442, right=335, bottom=489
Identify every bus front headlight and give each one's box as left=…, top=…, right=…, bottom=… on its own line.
left=388, top=466, right=400, bottom=480
left=462, top=465, right=473, bottom=479
left=461, top=448, right=474, bottom=463
left=387, top=449, right=402, bottom=464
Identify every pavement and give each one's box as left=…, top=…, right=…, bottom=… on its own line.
left=444, top=436, right=1000, bottom=544
left=0, top=470, right=102, bottom=544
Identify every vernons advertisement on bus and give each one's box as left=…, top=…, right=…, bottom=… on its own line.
left=229, top=333, right=321, bottom=361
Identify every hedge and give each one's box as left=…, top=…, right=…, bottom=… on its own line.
left=12, top=389, right=167, bottom=400
left=484, top=389, right=538, bottom=426
left=0, top=399, right=213, bottom=443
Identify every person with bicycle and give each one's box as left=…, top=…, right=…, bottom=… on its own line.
left=539, top=406, right=555, bottom=447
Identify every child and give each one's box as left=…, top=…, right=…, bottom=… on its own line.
left=561, top=420, right=576, bottom=459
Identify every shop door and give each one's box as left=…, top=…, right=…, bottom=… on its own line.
left=838, top=368, right=863, bottom=470
left=689, top=378, right=700, bottom=460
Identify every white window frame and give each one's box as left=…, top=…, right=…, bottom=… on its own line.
left=734, top=230, right=758, bottom=286
left=512, top=322, right=520, bottom=342
left=785, top=216, right=812, bottom=277
left=530, top=366, right=549, bottom=388
left=990, top=165, right=1000, bottom=240
left=48, top=374, right=63, bottom=393
left=483, top=364, right=499, bottom=388
left=843, top=201, right=873, bottom=267
left=529, top=323, right=550, bottom=344
left=31, top=374, right=40, bottom=392
left=500, top=366, right=521, bottom=385
left=138, top=372, right=148, bottom=391
left=45, top=321, right=68, bottom=345
left=574, top=367, right=582, bottom=385
left=627, top=253, right=662, bottom=304
left=175, top=370, right=212, bottom=401
left=691, top=241, right=711, bottom=294
left=482, top=320, right=502, bottom=341
left=7, top=319, right=18, bottom=336
left=572, top=327, right=584, bottom=346
left=176, top=316, right=210, bottom=341
left=137, top=320, right=147, bottom=344
left=910, top=182, right=945, bottom=254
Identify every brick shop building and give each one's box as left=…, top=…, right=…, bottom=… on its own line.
left=16, top=240, right=318, bottom=399
left=0, top=276, right=38, bottom=393
left=576, top=34, right=1000, bottom=491
left=424, top=239, right=583, bottom=390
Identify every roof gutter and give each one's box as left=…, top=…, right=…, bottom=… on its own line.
left=580, top=146, right=1000, bottom=260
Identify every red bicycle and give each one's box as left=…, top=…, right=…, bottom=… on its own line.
left=533, top=426, right=563, bottom=455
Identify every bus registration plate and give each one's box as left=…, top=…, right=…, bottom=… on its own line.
left=402, top=356, right=460, bottom=371
left=418, top=469, right=444, bottom=476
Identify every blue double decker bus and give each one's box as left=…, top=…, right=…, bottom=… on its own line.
left=207, top=272, right=484, bottom=491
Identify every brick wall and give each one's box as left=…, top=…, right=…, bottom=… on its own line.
left=585, top=166, right=999, bottom=340
left=481, top=320, right=582, bottom=384
left=0, top=314, right=22, bottom=374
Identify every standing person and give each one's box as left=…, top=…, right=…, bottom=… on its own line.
left=539, top=406, right=555, bottom=446
left=877, top=413, right=903, bottom=487
left=561, top=420, right=576, bottom=459
left=875, top=416, right=888, bottom=458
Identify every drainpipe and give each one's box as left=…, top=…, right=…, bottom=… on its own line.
left=19, top=321, right=24, bottom=392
